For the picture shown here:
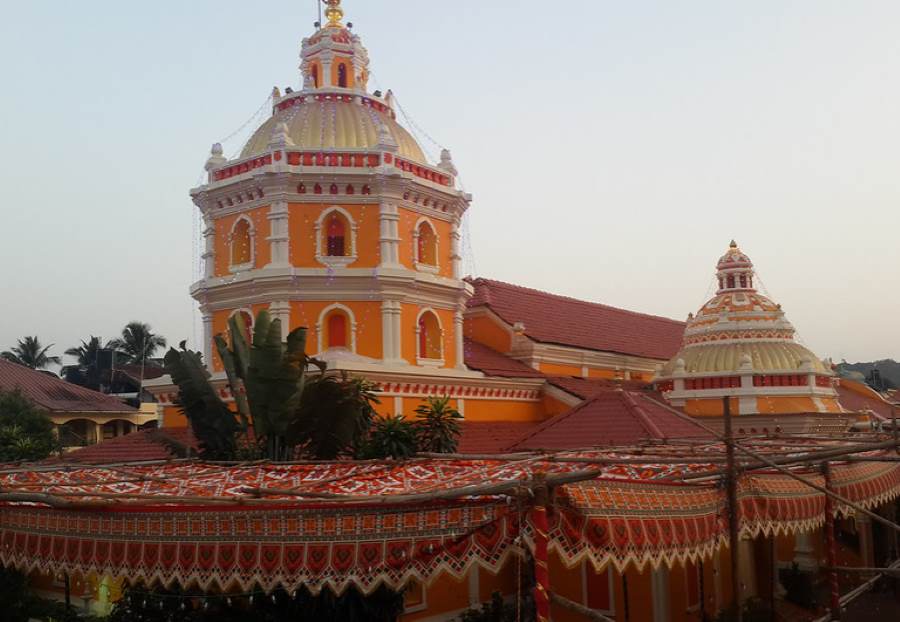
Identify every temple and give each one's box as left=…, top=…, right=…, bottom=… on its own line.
left=5, top=2, right=897, bottom=621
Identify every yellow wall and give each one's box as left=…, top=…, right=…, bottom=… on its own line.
left=463, top=398, right=546, bottom=422
left=214, top=207, right=271, bottom=275
left=464, top=315, right=512, bottom=353
left=400, top=303, right=456, bottom=368
left=397, top=208, right=454, bottom=278
left=540, top=362, right=582, bottom=376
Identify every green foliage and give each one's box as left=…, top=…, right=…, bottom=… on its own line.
left=0, top=389, right=59, bottom=462
left=414, top=395, right=463, bottom=453
left=1, top=336, right=60, bottom=370
left=288, top=374, right=379, bottom=460
left=163, top=344, right=241, bottom=459
left=166, top=310, right=380, bottom=462
left=109, top=322, right=167, bottom=364
left=360, top=414, right=419, bottom=460
left=108, top=584, right=404, bottom=622
left=62, top=336, right=112, bottom=391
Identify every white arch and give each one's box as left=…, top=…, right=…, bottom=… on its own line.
left=316, top=302, right=358, bottom=353
left=415, top=307, right=445, bottom=364
left=228, top=215, right=255, bottom=271
left=228, top=307, right=255, bottom=333
left=412, top=216, right=440, bottom=273
left=315, top=206, right=358, bottom=267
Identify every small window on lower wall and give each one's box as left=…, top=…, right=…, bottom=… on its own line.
left=403, top=579, right=427, bottom=613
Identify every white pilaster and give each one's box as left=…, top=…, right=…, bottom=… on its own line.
left=379, top=203, right=401, bottom=267
left=201, top=215, right=215, bottom=279
left=381, top=300, right=403, bottom=364
left=450, top=217, right=462, bottom=279
left=201, top=309, right=213, bottom=368
left=454, top=306, right=466, bottom=370
left=268, top=301, right=291, bottom=340
left=266, top=201, right=290, bottom=268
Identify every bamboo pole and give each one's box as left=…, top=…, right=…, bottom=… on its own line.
left=532, top=472, right=551, bottom=622
left=822, top=462, right=841, bottom=621
left=723, top=397, right=743, bottom=622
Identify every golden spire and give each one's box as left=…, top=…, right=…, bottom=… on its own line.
left=323, top=0, right=344, bottom=27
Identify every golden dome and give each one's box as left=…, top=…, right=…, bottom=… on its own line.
left=660, top=341, right=829, bottom=376
left=240, top=97, right=427, bottom=163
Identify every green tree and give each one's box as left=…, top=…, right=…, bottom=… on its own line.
left=109, top=321, right=167, bottom=364
left=1, top=336, right=60, bottom=370
left=62, top=335, right=111, bottom=390
left=414, top=395, right=463, bottom=453
left=0, top=389, right=59, bottom=461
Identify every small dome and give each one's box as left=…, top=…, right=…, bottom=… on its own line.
left=240, top=96, right=427, bottom=163
left=717, top=240, right=753, bottom=270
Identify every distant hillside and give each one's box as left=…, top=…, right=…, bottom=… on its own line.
left=836, top=359, right=900, bottom=390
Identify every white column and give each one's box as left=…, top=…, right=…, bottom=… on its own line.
left=201, top=309, right=213, bottom=368
left=201, top=214, right=215, bottom=279
left=454, top=305, right=466, bottom=369
left=268, top=301, right=291, bottom=340
left=450, top=216, right=462, bottom=279
left=266, top=201, right=290, bottom=268
left=793, top=529, right=818, bottom=572
left=379, top=203, right=401, bottom=267
left=651, top=566, right=670, bottom=622
left=381, top=300, right=403, bottom=364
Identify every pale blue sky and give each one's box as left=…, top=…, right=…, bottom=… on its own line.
left=1, top=1, right=898, bottom=364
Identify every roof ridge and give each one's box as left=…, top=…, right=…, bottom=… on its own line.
left=470, top=277, right=685, bottom=326
left=621, top=391, right=664, bottom=439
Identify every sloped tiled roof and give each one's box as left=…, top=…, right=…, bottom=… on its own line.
left=510, top=389, right=708, bottom=450
left=462, top=339, right=543, bottom=378
left=457, top=421, right=539, bottom=453
left=547, top=376, right=653, bottom=400
left=0, top=359, right=135, bottom=413
left=466, top=278, right=685, bottom=360
left=58, top=428, right=198, bottom=464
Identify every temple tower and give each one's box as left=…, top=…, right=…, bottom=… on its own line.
left=191, top=0, right=472, bottom=378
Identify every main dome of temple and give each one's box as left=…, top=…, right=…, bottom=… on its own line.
left=239, top=0, right=427, bottom=163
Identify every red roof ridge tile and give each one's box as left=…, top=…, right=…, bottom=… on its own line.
left=621, top=391, right=664, bottom=439
left=467, top=277, right=686, bottom=327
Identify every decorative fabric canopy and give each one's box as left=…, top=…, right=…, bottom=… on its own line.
left=0, top=440, right=897, bottom=595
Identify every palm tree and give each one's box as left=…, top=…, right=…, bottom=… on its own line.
left=413, top=396, right=463, bottom=453
left=109, top=322, right=167, bottom=364
left=62, top=336, right=111, bottom=390
left=1, top=337, right=60, bottom=370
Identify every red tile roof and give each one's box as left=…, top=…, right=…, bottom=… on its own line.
left=547, top=376, right=653, bottom=400
left=462, top=339, right=543, bottom=378
left=458, top=421, right=540, bottom=453
left=510, top=389, right=708, bottom=450
left=57, top=427, right=198, bottom=464
left=0, top=359, right=135, bottom=413
left=467, top=278, right=685, bottom=360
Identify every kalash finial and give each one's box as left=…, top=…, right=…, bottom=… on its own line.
left=323, top=0, right=344, bottom=27
left=729, top=239, right=738, bottom=248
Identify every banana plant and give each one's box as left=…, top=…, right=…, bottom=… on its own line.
left=214, top=310, right=326, bottom=461
left=163, top=342, right=241, bottom=459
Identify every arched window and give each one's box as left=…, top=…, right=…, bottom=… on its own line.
left=312, top=64, right=319, bottom=88
left=230, top=218, right=253, bottom=267
left=417, top=310, right=442, bottom=361
left=337, top=63, right=347, bottom=87
left=726, top=275, right=735, bottom=289
left=315, top=207, right=357, bottom=267
left=316, top=303, right=356, bottom=353
left=415, top=220, right=438, bottom=266
left=326, top=213, right=346, bottom=256
left=326, top=312, right=348, bottom=348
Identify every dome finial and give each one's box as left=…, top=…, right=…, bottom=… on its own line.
left=729, top=239, right=738, bottom=248
left=323, top=0, right=344, bottom=27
